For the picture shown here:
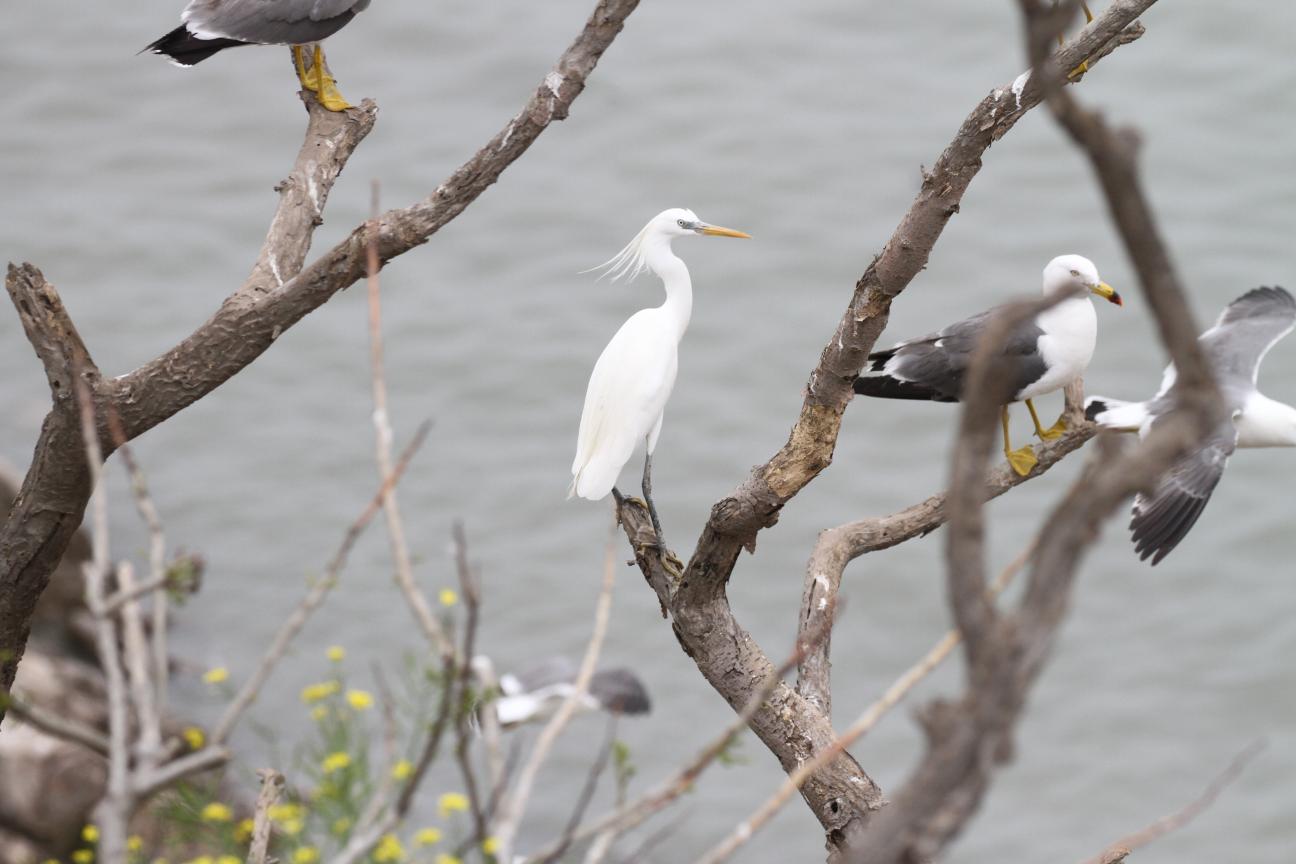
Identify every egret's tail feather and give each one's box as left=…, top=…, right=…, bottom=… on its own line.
left=1085, top=396, right=1147, bottom=431
left=570, top=458, right=619, bottom=501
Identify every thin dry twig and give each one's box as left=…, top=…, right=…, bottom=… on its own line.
left=538, top=715, right=619, bottom=864
left=1075, top=741, right=1265, bottom=864
left=1, top=691, right=110, bottom=755
left=246, top=769, right=285, bottom=864
left=211, top=421, right=432, bottom=745
left=494, top=527, right=619, bottom=861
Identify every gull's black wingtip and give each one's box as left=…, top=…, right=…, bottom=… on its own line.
left=1084, top=399, right=1107, bottom=422
left=144, top=25, right=247, bottom=66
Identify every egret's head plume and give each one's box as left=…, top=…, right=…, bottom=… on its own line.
left=1043, top=254, right=1121, bottom=306
left=584, top=208, right=749, bottom=282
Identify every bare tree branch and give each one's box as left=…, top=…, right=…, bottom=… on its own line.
left=795, top=424, right=1091, bottom=715
left=1075, top=741, right=1265, bottom=864
left=0, top=0, right=642, bottom=722
left=246, top=769, right=285, bottom=864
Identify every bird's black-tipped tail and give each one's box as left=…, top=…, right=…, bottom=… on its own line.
left=144, top=25, right=247, bottom=66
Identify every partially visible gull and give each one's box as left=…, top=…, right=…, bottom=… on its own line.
left=853, top=254, right=1122, bottom=476
left=479, top=657, right=651, bottom=729
left=146, top=0, right=370, bottom=111
left=1087, top=286, right=1296, bottom=564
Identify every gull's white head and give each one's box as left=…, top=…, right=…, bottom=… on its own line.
left=588, top=208, right=751, bottom=282
left=1042, top=254, right=1122, bottom=306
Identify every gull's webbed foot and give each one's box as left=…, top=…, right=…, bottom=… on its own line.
left=1006, top=445, right=1039, bottom=477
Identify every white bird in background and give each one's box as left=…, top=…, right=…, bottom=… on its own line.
left=1087, top=286, right=1296, bottom=564
left=853, top=254, right=1122, bottom=476
left=569, top=208, right=750, bottom=543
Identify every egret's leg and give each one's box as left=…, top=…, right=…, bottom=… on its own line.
left=1026, top=398, right=1067, bottom=440
left=1003, top=405, right=1038, bottom=477
left=310, top=45, right=353, bottom=112
left=641, top=447, right=665, bottom=549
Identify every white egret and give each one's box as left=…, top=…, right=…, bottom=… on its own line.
left=569, top=208, right=750, bottom=543
left=146, top=0, right=370, bottom=111
left=1087, top=286, right=1296, bottom=564
left=853, top=254, right=1122, bottom=476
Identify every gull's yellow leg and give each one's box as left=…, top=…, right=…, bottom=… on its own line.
left=292, top=45, right=315, bottom=90
left=311, top=44, right=352, bottom=112
left=1056, top=0, right=1096, bottom=78
left=1026, top=398, right=1067, bottom=440
left=1003, top=405, right=1038, bottom=477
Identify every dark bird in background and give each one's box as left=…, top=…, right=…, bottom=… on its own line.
left=853, top=254, right=1121, bottom=476
left=146, top=0, right=370, bottom=111
left=1087, top=286, right=1296, bottom=564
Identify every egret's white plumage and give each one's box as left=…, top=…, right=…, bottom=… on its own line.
left=569, top=208, right=749, bottom=530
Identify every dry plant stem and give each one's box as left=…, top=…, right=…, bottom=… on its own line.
left=211, top=422, right=431, bottom=745
left=796, top=423, right=1092, bottom=715
left=365, top=185, right=454, bottom=660
left=495, top=532, right=618, bottom=862
left=1075, top=741, right=1265, bottom=864
left=538, top=715, right=619, bottom=864
left=76, top=379, right=131, bottom=864
left=611, top=3, right=1151, bottom=849
left=522, top=608, right=839, bottom=864
left=700, top=546, right=1034, bottom=864
left=0, top=0, right=642, bottom=722
left=116, top=562, right=163, bottom=765
left=1, top=692, right=110, bottom=754
left=247, top=769, right=285, bottom=864
left=449, top=525, right=491, bottom=850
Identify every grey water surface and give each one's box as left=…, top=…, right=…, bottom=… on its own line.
left=3, top=1, right=1295, bottom=861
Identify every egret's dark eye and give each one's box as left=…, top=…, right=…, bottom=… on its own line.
left=677, top=219, right=688, bottom=228
left=1070, top=269, right=1080, bottom=277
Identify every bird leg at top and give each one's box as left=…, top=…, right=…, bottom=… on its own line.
left=1003, top=405, right=1039, bottom=476
left=291, top=45, right=352, bottom=112
left=641, top=448, right=666, bottom=551
left=1055, top=0, right=1095, bottom=77
left=1026, top=398, right=1067, bottom=440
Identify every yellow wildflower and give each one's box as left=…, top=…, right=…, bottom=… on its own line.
left=434, top=855, right=461, bottom=864
left=326, top=645, right=346, bottom=662
left=321, top=751, right=351, bottom=773
left=310, top=705, right=328, bottom=721
left=235, top=818, right=255, bottom=842
left=184, top=858, right=212, bottom=864
left=280, top=818, right=304, bottom=836
left=200, top=802, right=233, bottom=822
left=72, top=851, right=94, bottom=864
left=345, top=689, right=374, bottom=710
left=300, top=680, right=341, bottom=703
left=127, top=835, right=143, bottom=853
left=268, top=802, right=304, bottom=822
left=217, top=857, right=241, bottom=864
left=482, top=836, right=501, bottom=855
left=439, top=588, right=459, bottom=607
left=82, top=825, right=100, bottom=843
left=202, top=666, right=229, bottom=684
left=413, top=827, right=442, bottom=847
left=391, top=759, right=413, bottom=780
left=291, top=848, right=320, bottom=864
left=331, top=816, right=352, bottom=835
left=437, top=792, right=469, bottom=818
left=151, top=859, right=170, bottom=864
left=372, top=834, right=405, bottom=863
left=182, top=726, right=205, bottom=750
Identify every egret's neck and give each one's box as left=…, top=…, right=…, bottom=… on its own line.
left=646, top=239, right=692, bottom=337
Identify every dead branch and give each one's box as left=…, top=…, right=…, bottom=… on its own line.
left=615, top=2, right=1155, bottom=852
left=796, top=423, right=1092, bottom=715
left=0, top=0, right=642, bottom=723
